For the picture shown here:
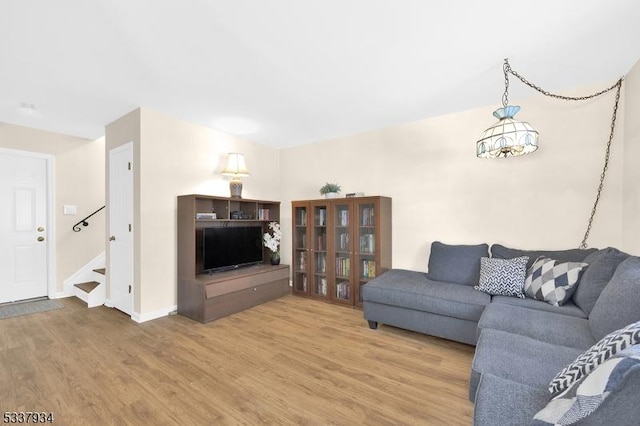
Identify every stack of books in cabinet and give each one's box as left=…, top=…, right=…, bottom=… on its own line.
left=291, top=196, right=391, bottom=307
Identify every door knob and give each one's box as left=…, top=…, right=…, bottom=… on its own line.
left=109, top=236, right=116, bottom=241
left=37, top=237, right=45, bottom=242
left=37, top=226, right=45, bottom=232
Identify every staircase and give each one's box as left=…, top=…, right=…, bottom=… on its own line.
left=63, top=252, right=106, bottom=308
left=73, top=268, right=106, bottom=308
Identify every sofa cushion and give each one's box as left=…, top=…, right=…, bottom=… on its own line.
left=362, top=269, right=490, bottom=322
left=573, top=247, right=630, bottom=315
left=535, top=345, right=640, bottom=425
left=478, top=303, right=594, bottom=349
left=474, top=256, right=528, bottom=298
left=523, top=256, right=588, bottom=306
left=548, top=320, right=640, bottom=395
left=490, top=296, right=587, bottom=319
left=426, top=241, right=489, bottom=286
left=490, top=243, right=596, bottom=269
left=470, top=329, right=583, bottom=401
left=589, top=256, right=640, bottom=341
left=473, top=373, right=549, bottom=426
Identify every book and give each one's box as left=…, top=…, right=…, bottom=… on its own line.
left=257, top=208, right=269, bottom=220
left=336, top=281, right=350, bottom=299
left=359, top=234, right=375, bottom=253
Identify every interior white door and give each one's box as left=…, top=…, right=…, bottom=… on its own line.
left=109, top=143, right=134, bottom=315
left=0, top=151, right=48, bottom=304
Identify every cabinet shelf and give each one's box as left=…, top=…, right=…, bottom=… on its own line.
left=291, top=196, right=391, bottom=307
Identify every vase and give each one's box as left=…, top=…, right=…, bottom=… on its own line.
left=325, top=192, right=338, bottom=199
left=270, top=252, right=281, bottom=265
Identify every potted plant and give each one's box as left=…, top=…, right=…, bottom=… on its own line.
left=319, top=182, right=341, bottom=199
left=263, top=221, right=282, bottom=265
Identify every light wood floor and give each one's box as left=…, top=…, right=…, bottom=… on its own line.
left=0, top=296, right=475, bottom=425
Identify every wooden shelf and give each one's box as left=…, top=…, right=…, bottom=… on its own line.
left=177, top=194, right=288, bottom=323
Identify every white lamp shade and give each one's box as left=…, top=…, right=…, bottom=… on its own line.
left=221, top=153, right=250, bottom=176
left=477, top=106, right=539, bottom=158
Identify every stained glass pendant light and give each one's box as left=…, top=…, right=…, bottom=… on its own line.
left=477, top=59, right=539, bottom=158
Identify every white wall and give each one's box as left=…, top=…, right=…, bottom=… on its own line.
left=280, top=83, right=626, bottom=272
left=623, top=58, right=640, bottom=254
left=0, top=123, right=105, bottom=293
left=107, top=108, right=282, bottom=317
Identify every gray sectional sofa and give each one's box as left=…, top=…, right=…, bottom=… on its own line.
left=362, top=242, right=640, bottom=425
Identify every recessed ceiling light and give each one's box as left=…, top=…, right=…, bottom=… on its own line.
left=212, top=116, right=261, bottom=135
left=17, top=102, right=42, bottom=119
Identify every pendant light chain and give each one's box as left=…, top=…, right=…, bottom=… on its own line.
left=506, top=60, right=622, bottom=102
left=502, top=59, right=624, bottom=248
left=579, top=80, right=622, bottom=249
left=502, top=61, right=511, bottom=107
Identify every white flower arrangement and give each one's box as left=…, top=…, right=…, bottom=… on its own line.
left=263, top=221, right=282, bottom=254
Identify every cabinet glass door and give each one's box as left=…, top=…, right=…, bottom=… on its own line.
left=332, top=201, right=353, bottom=304
left=312, top=203, right=328, bottom=298
left=356, top=201, right=377, bottom=304
left=292, top=205, right=309, bottom=294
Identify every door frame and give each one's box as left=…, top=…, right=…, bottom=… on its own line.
left=0, top=147, right=55, bottom=300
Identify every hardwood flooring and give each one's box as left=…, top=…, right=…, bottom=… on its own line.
left=0, top=296, right=475, bottom=425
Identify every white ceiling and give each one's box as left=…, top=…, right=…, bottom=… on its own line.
left=1, top=0, right=639, bottom=148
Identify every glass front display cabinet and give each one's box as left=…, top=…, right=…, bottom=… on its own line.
left=292, top=196, right=391, bottom=308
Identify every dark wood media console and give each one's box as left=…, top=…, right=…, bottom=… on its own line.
left=177, top=194, right=289, bottom=323
left=178, top=263, right=290, bottom=323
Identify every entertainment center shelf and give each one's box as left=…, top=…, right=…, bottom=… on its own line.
left=192, top=196, right=279, bottom=221
left=177, top=194, right=289, bottom=323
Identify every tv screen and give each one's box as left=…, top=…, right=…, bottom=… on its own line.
left=202, top=226, right=263, bottom=272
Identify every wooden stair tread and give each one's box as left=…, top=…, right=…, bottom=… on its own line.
left=75, top=281, right=100, bottom=293
left=93, top=268, right=106, bottom=275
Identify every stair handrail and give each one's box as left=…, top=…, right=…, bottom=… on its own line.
left=73, top=206, right=106, bottom=232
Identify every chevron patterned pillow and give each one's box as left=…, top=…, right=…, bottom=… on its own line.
left=536, top=345, right=640, bottom=424
left=548, top=321, right=640, bottom=395
left=524, top=256, right=588, bottom=306
left=474, top=256, right=528, bottom=298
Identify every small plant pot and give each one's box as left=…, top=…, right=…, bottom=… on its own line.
left=324, top=192, right=338, bottom=199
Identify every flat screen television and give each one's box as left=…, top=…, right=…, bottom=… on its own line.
left=202, top=226, right=263, bottom=273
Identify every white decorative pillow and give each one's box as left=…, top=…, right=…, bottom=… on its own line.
left=535, top=345, right=640, bottom=425
left=524, top=256, right=588, bottom=306
left=474, top=256, right=528, bottom=298
left=548, top=321, right=640, bottom=395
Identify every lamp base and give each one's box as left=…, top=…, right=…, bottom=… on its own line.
left=229, top=179, right=243, bottom=198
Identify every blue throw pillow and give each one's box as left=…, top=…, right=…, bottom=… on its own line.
left=427, top=241, right=489, bottom=286
left=573, top=248, right=629, bottom=315
left=589, top=256, right=640, bottom=341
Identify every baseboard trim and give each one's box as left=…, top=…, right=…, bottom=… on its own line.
left=131, top=305, right=177, bottom=323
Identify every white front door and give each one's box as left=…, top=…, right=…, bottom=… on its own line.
left=109, top=143, right=134, bottom=315
left=0, top=151, right=49, bottom=304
